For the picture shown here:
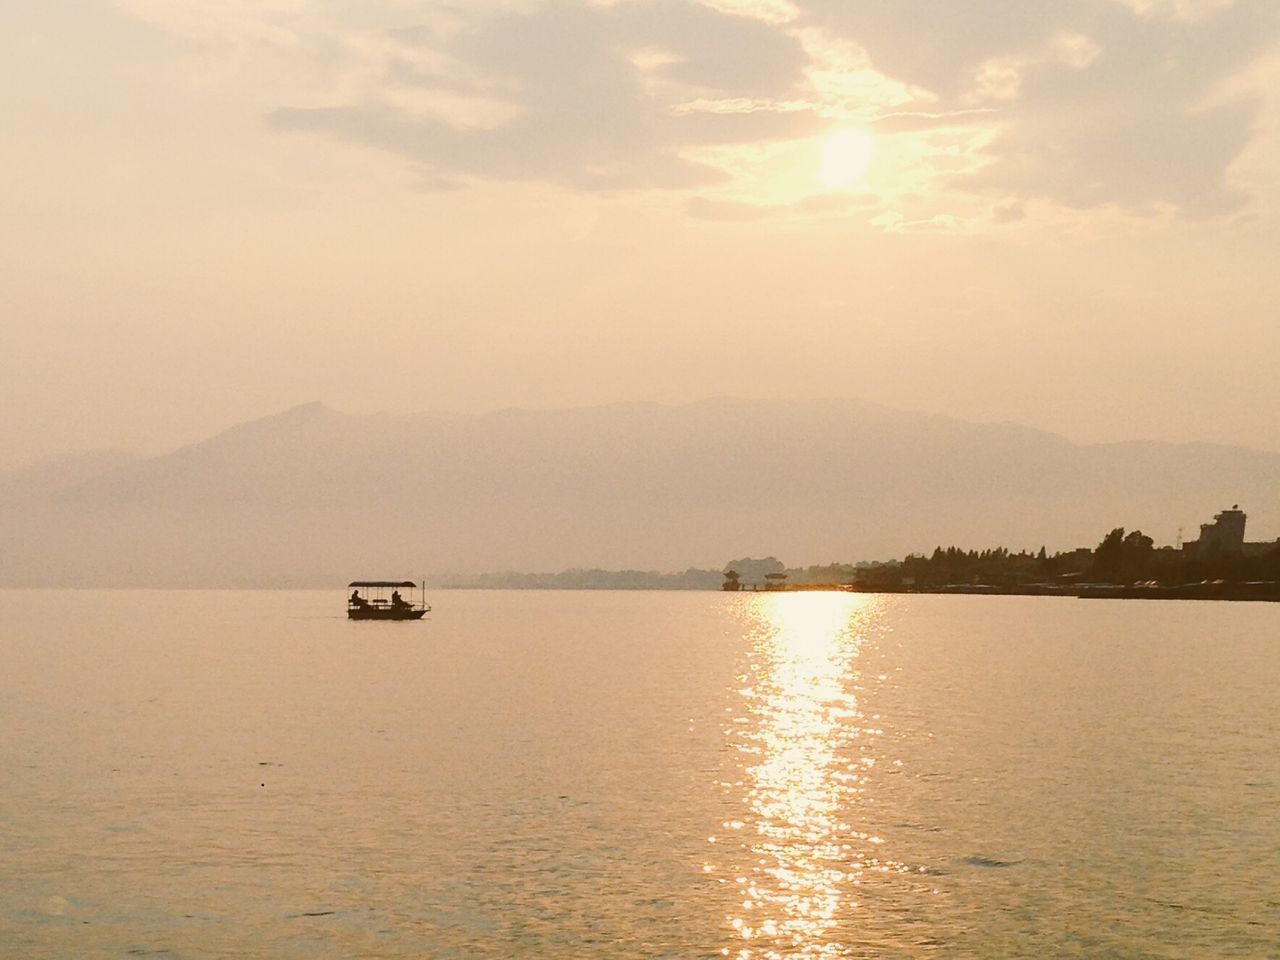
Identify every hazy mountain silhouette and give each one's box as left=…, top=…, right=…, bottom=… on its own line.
left=2, top=399, right=1277, bottom=586
left=0, top=449, right=138, bottom=503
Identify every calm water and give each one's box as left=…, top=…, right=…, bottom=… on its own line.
left=1, top=590, right=1277, bottom=958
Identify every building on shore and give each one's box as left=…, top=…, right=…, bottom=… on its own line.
left=723, top=556, right=786, bottom=590
left=1182, top=505, right=1278, bottom=558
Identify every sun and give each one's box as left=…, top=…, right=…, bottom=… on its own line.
left=819, top=128, right=875, bottom=190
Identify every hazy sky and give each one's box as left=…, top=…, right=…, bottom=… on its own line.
left=4, top=0, right=1279, bottom=467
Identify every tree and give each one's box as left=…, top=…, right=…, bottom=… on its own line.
left=1092, top=527, right=1126, bottom=581
left=1121, top=530, right=1154, bottom=581
left=1091, top=527, right=1154, bottom=583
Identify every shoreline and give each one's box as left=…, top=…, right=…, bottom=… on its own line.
left=841, top=583, right=1280, bottom=602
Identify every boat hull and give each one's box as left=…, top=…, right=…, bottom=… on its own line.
left=348, top=607, right=427, bottom=621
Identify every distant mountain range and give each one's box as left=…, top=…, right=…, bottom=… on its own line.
left=2, top=399, right=1278, bottom=587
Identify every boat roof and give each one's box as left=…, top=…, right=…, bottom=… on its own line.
left=349, top=580, right=417, bottom=588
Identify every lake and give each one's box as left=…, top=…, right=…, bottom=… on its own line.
left=1, top=590, right=1277, bottom=958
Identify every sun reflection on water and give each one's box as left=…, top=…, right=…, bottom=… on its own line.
left=711, top=592, right=889, bottom=959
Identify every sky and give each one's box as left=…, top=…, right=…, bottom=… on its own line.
left=4, top=0, right=1279, bottom=468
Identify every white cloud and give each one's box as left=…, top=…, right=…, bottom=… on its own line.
left=964, top=33, right=1099, bottom=105
left=377, top=87, right=519, bottom=128
left=967, top=55, right=1029, bottom=103
left=113, top=0, right=1280, bottom=220
left=697, top=0, right=800, bottom=25
left=117, top=0, right=305, bottom=49
left=629, top=47, right=684, bottom=72
left=1052, top=32, right=1102, bottom=69
left=869, top=210, right=964, bottom=232
left=671, top=96, right=811, bottom=114
left=1113, top=0, right=1237, bottom=23
left=794, top=27, right=935, bottom=114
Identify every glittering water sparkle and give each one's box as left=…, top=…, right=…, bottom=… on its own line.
left=711, top=594, right=906, bottom=959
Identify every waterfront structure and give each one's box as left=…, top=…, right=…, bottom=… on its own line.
left=723, top=556, right=787, bottom=589
left=1182, top=505, right=1278, bottom=558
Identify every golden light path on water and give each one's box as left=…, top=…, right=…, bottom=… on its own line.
left=710, top=593, right=898, bottom=960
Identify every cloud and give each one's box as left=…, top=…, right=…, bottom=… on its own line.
left=685, top=196, right=773, bottom=220
left=262, top=0, right=813, bottom=190
left=697, top=0, right=800, bottom=26
left=797, top=0, right=1280, bottom=215
left=118, top=0, right=305, bottom=50
left=1112, top=0, right=1237, bottom=23
left=967, top=55, right=1030, bottom=104
left=685, top=190, right=877, bottom=220
left=869, top=109, right=999, bottom=134
left=991, top=200, right=1027, bottom=223
left=792, top=27, right=935, bottom=113
left=268, top=103, right=726, bottom=190
left=1052, top=32, right=1103, bottom=69
left=869, top=210, right=963, bottom=232
left=119, top=0, right=1280, bottom=217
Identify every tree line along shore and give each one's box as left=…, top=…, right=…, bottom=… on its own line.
left=440, top=507, right=1280, bottom=601
left=847, top=529, right=1280, bottom=601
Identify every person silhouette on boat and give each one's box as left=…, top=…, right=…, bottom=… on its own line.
left=350, top=589, right=368, bottom=609
left=391, top=589, right=409, bottom=609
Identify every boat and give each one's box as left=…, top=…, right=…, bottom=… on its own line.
left=347, top=580, right=430, bottom=620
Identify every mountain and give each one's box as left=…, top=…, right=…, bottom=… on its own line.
left=0, top=449, right=138, bottom=503
left=2, top=399, right=1278, bottom=587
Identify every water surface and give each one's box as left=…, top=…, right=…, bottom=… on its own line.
left=1, top=590, right=1276, bottom=957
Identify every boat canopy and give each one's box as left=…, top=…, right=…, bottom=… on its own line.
left=349, top=580, right=417, bottom=588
